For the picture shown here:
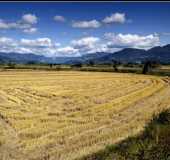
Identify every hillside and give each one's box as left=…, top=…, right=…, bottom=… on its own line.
left=0, top=52, right=80, bottom=64
left=67, top=44, right=170, bottom=65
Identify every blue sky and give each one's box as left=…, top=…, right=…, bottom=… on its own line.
left=0, top=2, right=170, bottom=57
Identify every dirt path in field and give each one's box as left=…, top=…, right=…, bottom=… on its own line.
left=0, top=113, right=23, bottom=160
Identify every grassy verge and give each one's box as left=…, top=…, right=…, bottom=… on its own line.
left=80, top=109, right=170, bottom=160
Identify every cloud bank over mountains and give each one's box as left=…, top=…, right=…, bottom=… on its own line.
left=0, top=33, right=160, bottom=57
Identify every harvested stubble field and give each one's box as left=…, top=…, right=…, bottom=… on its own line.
left=0, top=70, right=170, bottom=160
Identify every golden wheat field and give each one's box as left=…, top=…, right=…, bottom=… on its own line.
left=0, top=70, right=170, bottom=160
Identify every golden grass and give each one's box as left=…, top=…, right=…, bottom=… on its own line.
left=0, top=71, right=170, bottom=160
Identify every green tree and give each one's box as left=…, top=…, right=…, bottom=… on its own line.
left=142, top=61, right=152, bottom=74
left=112, top=59, right=118, bottom=72
left=89, top=60, right=94, bottom=66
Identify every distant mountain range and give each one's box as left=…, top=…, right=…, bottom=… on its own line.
left=0, top=44, right=170, bottom=64
left=67, top=44, right=170, bottom=64
left=0, top=52, right=76, bottom=64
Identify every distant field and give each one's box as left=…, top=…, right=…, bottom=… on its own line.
left=0, top=71, right=170, bottom=160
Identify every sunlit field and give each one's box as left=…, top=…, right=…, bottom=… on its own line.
left=0, top=71, right=170, bottom=160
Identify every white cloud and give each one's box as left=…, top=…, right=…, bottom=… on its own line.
left=0, top=20, right=33, bottom=31
left=88, top=43, right=120, bottom=53
left=0, top=37, right=14, bottom=44
left=54, top=15, right=66, bottom=22
left=0, top=14, right=38, bottom=34
left=54, top=43, right=61, bottom=47
left=19, top=38, right=62, bottom=57
left=71, top=36, right=100, bottom=48
left=0, top=19, right=10, bottom=29
left=0, top=37, right=55, bottom=56
left=71, top=36, right=100, bottom=54
left=72, top=20, right=101, bottom=28
left=0, top=37, right=19, bottom=53
left=0, top=36, right=75, bottom=57
left=22, top=14, right=37, bottom=24
left=0, top=19, right=21, bottom=29
left=71, top=36, right=121, bottom=54
left=17, top=23, right=32, bottom=29
left=57, top=46, right=78, bottom=55
left=104, top=33, right=160, bottom=49
left=20, top=38, right=53, bottom=48
left=23, top=27, right=37, bottom=34
left=103, top=13, right=126, bottom=24
left=0, top=36, right=100, bottom=56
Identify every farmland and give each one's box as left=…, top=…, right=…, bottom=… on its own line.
left=0, top=71, right=170, bottom=160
